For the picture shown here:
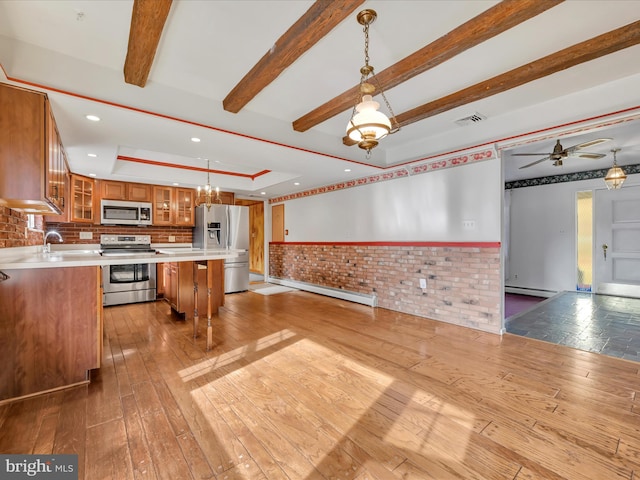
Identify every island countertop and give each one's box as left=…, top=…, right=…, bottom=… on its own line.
left=0, top=244, right=240, bottom=270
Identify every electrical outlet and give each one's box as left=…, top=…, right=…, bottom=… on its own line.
left=168, top=235, right=176, bottom=243
left=419, top=278, right=427, bottom=289
left=462, top=220, right=476, bottom=229
left=79, top=232, right=93, bottom=240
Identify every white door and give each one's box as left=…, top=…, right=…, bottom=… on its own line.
left=594, top=185, right=640, bottom=297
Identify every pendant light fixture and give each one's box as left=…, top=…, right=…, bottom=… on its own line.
left=604, top=148, right=627, bottom=190
left=195, top=159, right=222, bottom=210
left=345, top=9, right=399, bottom=158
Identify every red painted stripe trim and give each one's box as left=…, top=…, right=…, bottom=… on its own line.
left=3, top=64, right=639, bottom=176
left=270, top=241, right=501, bottom=248
left=0, top=67, right=374, bottom=168
left=117, top=155, right=271, bottom=180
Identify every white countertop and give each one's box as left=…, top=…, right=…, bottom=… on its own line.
left=0, top=244, right=240, bottom=270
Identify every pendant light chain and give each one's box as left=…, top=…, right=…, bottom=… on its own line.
left=345, top=9, right=399, bottom=158
left=359, top=13, right=399, bottom=136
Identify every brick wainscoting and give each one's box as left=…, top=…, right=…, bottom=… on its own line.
left=269, top=242, right=502, bottom=334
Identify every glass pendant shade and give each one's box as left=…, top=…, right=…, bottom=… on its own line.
left=346, top=95, right=392, bottom=142
left=604, top=165, right=626, bottom=190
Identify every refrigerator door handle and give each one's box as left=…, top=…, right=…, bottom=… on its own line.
left=226, top=206, right=230, bottom=249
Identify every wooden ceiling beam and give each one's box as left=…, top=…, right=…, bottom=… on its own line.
left=393, top=19, right=640, bottom=129
left=223, top=0, right=365, bottom=114
left=294, top=0, right=563, bottom=133
left=124, top=0, right=173, bottom=87
left=342, top=18, right=640, bottom=146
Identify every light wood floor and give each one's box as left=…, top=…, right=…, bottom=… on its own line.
left=1, top=289, right=639, bottom=479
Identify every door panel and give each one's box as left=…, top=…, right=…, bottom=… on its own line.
left=595, top=185, right=640, bottom=297
left=272, top=204, right=285, bottom=242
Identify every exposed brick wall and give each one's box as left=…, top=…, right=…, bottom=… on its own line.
left=0, top=210, right=193, bottom=247
left=270, top=243, right=502, bottom=333
left=45, top=222, right=193, bottom=244
left=0, top=208, right=44, bottom=247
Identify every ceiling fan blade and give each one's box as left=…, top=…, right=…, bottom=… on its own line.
left=519, top=156, right=550, bottom=169
left=564, top=138, right=612, bottom=155
left=572, top=138, right=612, bottom=150
left=574, top=152, right=606, bottom=159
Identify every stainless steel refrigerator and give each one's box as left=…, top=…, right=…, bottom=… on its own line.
left=193, top=205, right=250, bottom=293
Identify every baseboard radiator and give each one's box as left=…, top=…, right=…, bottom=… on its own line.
left=268, top=277, right=377, bottom=307
left=504, top=286, right=558, bottom=298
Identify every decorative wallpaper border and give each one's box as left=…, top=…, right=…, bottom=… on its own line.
left=505, top=163, right=640, bottom=189
left=270, top=148, right=497, bottom=204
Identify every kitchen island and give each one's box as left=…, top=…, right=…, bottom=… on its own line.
left=0, top=246, right=238, bottom=404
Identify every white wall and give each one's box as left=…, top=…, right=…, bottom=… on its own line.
left=506, top=174, right=640, bottom=292
left=281, top=158, right=502, bottom=243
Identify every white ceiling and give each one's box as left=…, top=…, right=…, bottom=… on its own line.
left=1, top=0, right=640, bottom=199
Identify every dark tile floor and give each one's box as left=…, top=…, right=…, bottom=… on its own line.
left=506, top=291, right=640, bottom=363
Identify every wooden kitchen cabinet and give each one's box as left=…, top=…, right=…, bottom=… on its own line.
left=128, top=183, right=152, bottom=202
left=174, top=188, right=195, bottom=225
left=163, top=261, right=224, bottom=319
left=47, top=109, right=67, bottom=212
left=100, top=180, right=127, bottom=200
left=0, top=82, right=68, bottom=214
left=101, top=180, right=151, bottom=202
left=153, top=186, right=196, bottom=226
left=70, top=174, right=96, bottom=223
left=153, top=186, right=173, bottom=225
left=0, top=266, right=101, bottom=402
left=218, top=190, right=235, bottom=205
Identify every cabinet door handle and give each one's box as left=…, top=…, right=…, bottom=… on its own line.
left=0, top=271, right=10, bottom=283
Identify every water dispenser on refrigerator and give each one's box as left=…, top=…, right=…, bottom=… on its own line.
left=207, top=222, right=222, bottom=248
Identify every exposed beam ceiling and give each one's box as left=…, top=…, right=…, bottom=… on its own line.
left=393, top=19, right=640, bottom=132
left=223, top=0, right=365, bottom=114
left=293, top=0, right=564, bottom=134
left=123, top=0, right=173, bottom=87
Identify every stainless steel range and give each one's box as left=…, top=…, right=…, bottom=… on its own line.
left=100, top=234, right=157, bottom=306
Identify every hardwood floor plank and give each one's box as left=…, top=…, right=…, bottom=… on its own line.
left=175, top=432, right=215, bottom=480
left=0, top=396, right=46, bottom=453
left=139, top=410, right=195, bottom=480
left=482, top=418, right=632, bottom=479
left=55, top=386, right=88, bottom=480
left=121, top=394, right=158, bottom=480
left=32, top=413, right=59, bottom=454
left=4, top=291, right=640, bottom=479
left=85, top=417, right=134, bottom=480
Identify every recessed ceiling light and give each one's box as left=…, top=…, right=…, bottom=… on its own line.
left=173, top=183, right=179, bottom=186
left=344, top=168, right=351, bottom=172
left=85, top=114, right=100, bottom=122
left=87, top=153, right=97, bottom=158
left=294, top=182, right=300, bottom=186
left=191, top=137, right=201, bottom=143
left=260, top=191, right=266, bottom=195
left=89, top=173, right=97, bottom=177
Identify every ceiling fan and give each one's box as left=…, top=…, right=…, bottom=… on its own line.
left=515, top=138, right=611, bottom=169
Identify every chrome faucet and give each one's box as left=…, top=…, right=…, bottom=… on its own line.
left=43, top=231, right=63, bottom=253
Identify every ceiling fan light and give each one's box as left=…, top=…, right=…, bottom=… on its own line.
left=346, top=95, right=392, bottom=142
left=604, top=165, right=626, bottom=190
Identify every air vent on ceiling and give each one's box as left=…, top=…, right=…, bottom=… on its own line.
left=454, top=112, right=487, bottom=127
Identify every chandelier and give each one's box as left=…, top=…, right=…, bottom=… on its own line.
left=195, top=159, right=222, bottom=210
left=604, top=148, right=627, bottom=190
left=345, top=9, right=399, bottom=158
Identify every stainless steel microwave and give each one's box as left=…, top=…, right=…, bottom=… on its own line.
left=101, top=199, right=152, bottom=226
